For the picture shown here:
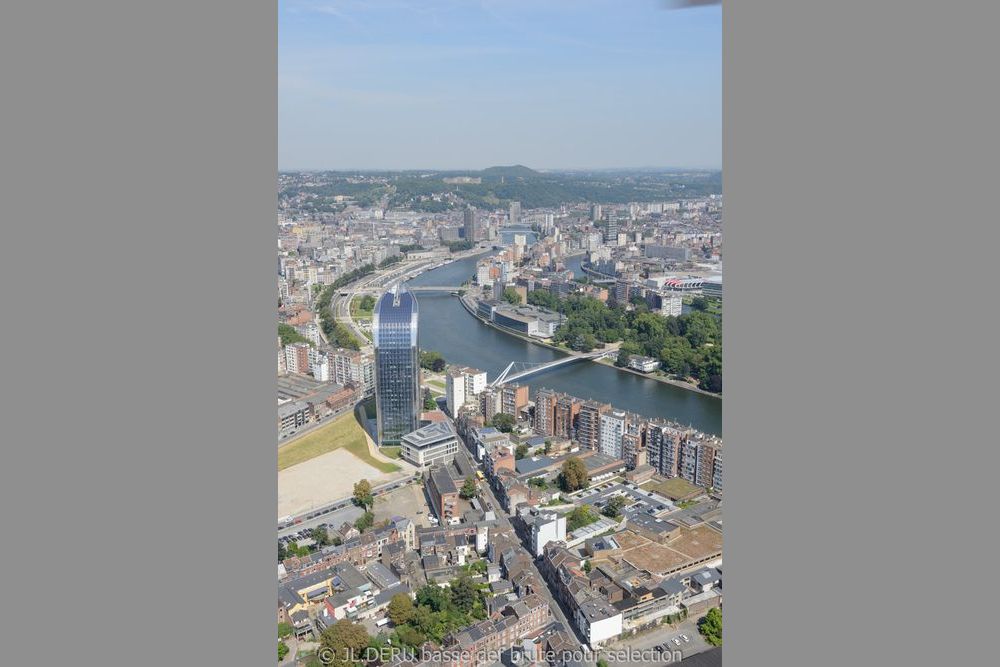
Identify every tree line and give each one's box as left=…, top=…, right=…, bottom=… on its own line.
left=527, top=290, right=722, bottom=393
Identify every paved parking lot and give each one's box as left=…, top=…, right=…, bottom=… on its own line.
left=569, top=481, right=677, bottom=518
left=600, top=616, right=712, bottom=667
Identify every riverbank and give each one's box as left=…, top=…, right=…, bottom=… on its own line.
left=593, top=356, right=721, bottom=398
left=459, top=295, right=721, bottom=399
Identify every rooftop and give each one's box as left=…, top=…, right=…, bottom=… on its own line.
left=402, top=421, right=457, bottom=448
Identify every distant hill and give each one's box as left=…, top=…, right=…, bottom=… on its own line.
left=479, top=165, right=540, bottom=181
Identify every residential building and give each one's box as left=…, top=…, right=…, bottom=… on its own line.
left=427, top=466, right=459, bottom=521
left=527, top=510, right=567, bottom=557
left=694, top=438, right=722, bottom=490
left=442, top=594, right=549, bottom=667
left=575, top=594, right=624, bottom=647
left=553, top=394, right=581, bottom=439
left=278, top=400, right=312, bottom=436
left=509, top=201, right=521, bottom=226
left=445, top=369, right=466, bottom=417
left=284, top=342, right=311, bottom=375
left=627, top=355, right=660, bottom=373
left=645, top=422, right=687, bottom=478
left=479, top=386, right=502, bottom=423
left=679, top=439, right=699, bottom=484
left=373, top=285, right=420, bottom=446
left=534, top=388, right=558, bottom=437
left=331, top=348, right=374, bottom=397
left=310, top=353, right=331, bottom=382
left=501, top=383, right=530, bottom=419
left=598, top=410, right=628, bottom=459
left=577, top=401, right=610, bottom=451
left=469, top=426, right=511, bottom=462
left=622, top=423, right=645, bottom=471
left=463, top=207, right=478, bottom=242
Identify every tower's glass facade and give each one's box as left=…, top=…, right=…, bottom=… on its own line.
left=373, top=286, right=420, bottom=446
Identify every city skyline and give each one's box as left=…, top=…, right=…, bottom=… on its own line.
left=279, top=0, right=721, bottom=171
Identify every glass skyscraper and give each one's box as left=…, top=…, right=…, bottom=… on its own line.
left=372, top=285, right=420, bottom=446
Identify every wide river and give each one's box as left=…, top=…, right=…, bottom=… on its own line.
left=406, top=244, right=722, bottom=436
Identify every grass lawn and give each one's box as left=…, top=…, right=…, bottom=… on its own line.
left=350, top=295, right=375, bottom=318
left=643, top=476, right=703, bottom=501
left=380, top=446, right=402, bottom=460
left=278, top=413, right=401, bottom=473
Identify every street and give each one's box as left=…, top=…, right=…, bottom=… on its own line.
left=453, top=444, right=590, bottom=662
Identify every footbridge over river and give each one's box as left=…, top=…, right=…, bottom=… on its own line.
left=488, top=349, right=616, bottom=387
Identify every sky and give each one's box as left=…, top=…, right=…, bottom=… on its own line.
left=279, top=0, right=720, bottom=171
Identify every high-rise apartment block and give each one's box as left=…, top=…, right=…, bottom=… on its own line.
left=501, top=383, right=530, bottom=419
left=445, top=366, right=488, bottom=416
left=553, top=395, right=581, bottom=440
left=577, top=400, right=610, bottom=451
left=479, top=386, right=502, bottom=423
left=509, top=201, right=521, bottom=226
left=331, top=348, right=375, bottom=397
left=463, top=207, right=478, bottom=242
left=598, top=409, right=628, bottom=459
left=284, top=342, right=311, bottom=375
left=533, top=388, right=558, bottom=437
left=645, top=422, right=688, bottom=478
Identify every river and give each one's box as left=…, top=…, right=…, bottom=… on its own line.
left=406, top=250, right=721, bottom=435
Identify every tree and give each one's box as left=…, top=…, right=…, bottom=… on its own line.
left=601, top=495, right=628, bottom=519
left=460, top=477, right=477, bottom=499
left=583, top=560, right=593, bottom=574
left=320, top=619, right=371, bottom=664
left=355, top=511, right=374, bottom=533
left=278, top=640, right=289, bottom=661
left=278, top=541, right=287, bottom=562
left=387, top=593, right=415, bottom=626
left=489, top=413, right=515, bottom=433
left=394, top=625, right=425, bottom=649
left=424, top=393, right=438, bottom=410
left=419, top=350, right=447, bottom=372
left=502, top=287, right=522, bottom=305
left=310, top=526, right=331, bottom=547
left=698, top=607, right=722, bottom=646
left=415, top=583, right=451, bottom=613
left=515, top=443, right=529, bottom=460
left=543, top=439, right=553, bottom=454
left=353, top=479, right=373, bottom=510
left=559, top=456, right=589, bottom=492
left=279, top=323, right=314, bottom=348
left=566, top=505, right=599, bottom=531
left=449, top=574, right=478, bottom=613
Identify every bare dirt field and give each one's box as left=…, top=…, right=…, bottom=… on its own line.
left=372, top=483, right=436, bottom=528
left=278, top=448, right=409, bottom=518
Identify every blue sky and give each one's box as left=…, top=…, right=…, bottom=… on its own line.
left=279, top=0, right=720, bottom=171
